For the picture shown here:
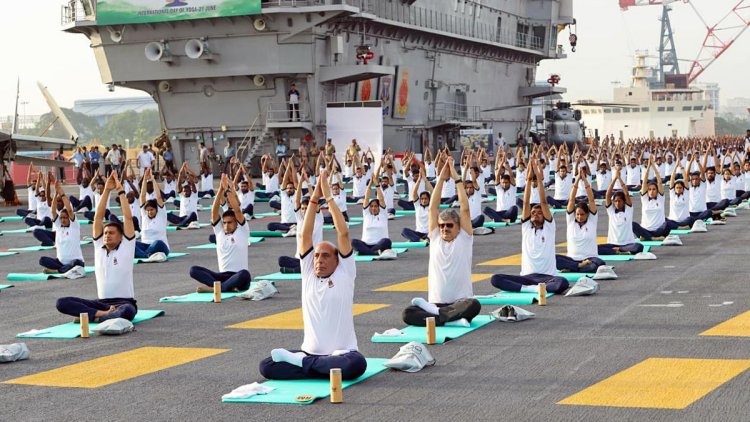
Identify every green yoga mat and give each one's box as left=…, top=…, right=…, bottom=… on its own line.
left=187, top=237, right=265, bottom=249
left=483, top=220, right=520, bottom=228
left=250, top=231, right=284, bottom=238
left=7, top=266, right=96, bottom=282
left=349, top=217, right=364, bottom=222
left=557, top=272, right=595, bottom=282
left=134, top=252, right=189, bottom=264
left=16, top=310, right=165, bottom=339
left=222, top=358, right=389, bottom=405
left=323, top=222, right=361, bottom=230
left=474, top=292, right=553, bottom=305
left=371, top=315, right=495, bottom=344
left=355, top=248, right=408, bottom=262
left=160, top=291, right=244, bottom=302
left=254, top=212, right=280, bottom=218
left=9, top=241, right=92, bottom=252
left=0, top=216, right=24, bottom=222
left=396, top=210, right=416, bottom=215
left=256, top=272, right=302, bottom=281
left=391, top=241, right=428, bottom=249
left=638, top=240, right=663, bottom=247
left=669, top=229, right=691, bottom=235
left=0, top=284, right=14, bottom=290
left=0, top=228, right=32, bottom=235
left=600, top=255, right=635, bottom=262
left=0, top=252, right=19, bottom=258
left=166, top=223, right=210, bottom=231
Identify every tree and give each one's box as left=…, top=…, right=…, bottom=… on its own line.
left=715, top=114, right=749, bottom=136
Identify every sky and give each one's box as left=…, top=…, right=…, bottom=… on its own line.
left=1, top=0, right=749, bottom=117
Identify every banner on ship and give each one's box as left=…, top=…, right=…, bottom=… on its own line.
left=459, top=129, right=493, bottom=152
left=96, top=0, right=261, bottom=25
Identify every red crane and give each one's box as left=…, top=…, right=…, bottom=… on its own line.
left=619, top=0, right=750, bottom=84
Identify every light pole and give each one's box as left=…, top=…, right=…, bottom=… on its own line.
left=20, top=100, right=28, bottom=129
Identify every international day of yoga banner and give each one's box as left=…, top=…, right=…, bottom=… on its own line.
left=96, top=0, right=261, bottom=25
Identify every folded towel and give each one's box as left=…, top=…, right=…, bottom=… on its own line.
left=160, top=295, right=190, bottom=301
left=373, top=328, right=405, bottom=338
left=222, top=382, right=275, bottom=400
left=17, top=329, right=51, bottom=337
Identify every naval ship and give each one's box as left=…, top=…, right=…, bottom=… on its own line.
left=61, top=0, right=574, bottom=167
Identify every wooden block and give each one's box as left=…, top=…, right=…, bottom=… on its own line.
left=330, top=368, right=343, bottom=404
left=213, top=281, right=222, bottom=303
left=426, top=317, right=436, bottom=345
left=80, top=313, right=89, bottom=338
left=538, top=283, right=547, bottom=306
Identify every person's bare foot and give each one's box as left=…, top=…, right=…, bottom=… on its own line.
left=501, top=219, right=511, bottom=223
left=579, top=259, right=592, bottom=268
left=652, top=236, right=665, bottom=241
left=43, top=268, right=58, bottom=274
left=196, top=285, right=213, bottom=293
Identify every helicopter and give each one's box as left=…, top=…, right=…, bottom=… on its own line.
left=481, top=100, right=635, bottom=148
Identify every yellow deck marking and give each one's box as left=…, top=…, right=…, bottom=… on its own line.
left=375, top=274, right=492, bottom=291
left=227, top=304, right=390, bottom=329
left=558, top=357, right=750, bottom=409
left=4, top=347, right=228, bottom=389
left=700, top=310, right=750, bottom=337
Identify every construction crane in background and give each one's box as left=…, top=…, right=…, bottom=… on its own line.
left=619, top=0, right=750, bottom=86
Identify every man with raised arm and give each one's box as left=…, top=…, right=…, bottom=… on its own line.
left=490, top=157, right=570, bottom=294
left=402, top=158, right=481, bottom=327
left=598, top=168, right=644, bottom=255
left=55, top=172, right=138, bottom=322
left=136, top=168, right=171, bottom=260
left=38, top=179, right=85, bottom=275
left=188, top=174, right=252, bottom=293
left=259, top=170, right=367, bottom=381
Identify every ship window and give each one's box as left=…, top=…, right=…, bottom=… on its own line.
left=641, top=107, right=649, bottom=112
left=603, top=108, right=612, bottom=113
left=496, top=17, right=502, bottom=43
left=666, top=106, right=674, bottom=111
left=693, top=106, right=704, bottom=111
left=683, top=106, right=692, bottom=111
left=622, top=108, right=630, bottom=113
left=612, top=108, right=621, bottom=113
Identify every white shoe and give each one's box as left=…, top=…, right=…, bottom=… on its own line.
left=383, top=342, right=435, bottom=373
left=593, top=265, right=617, bottom=280
left=283, top=226, right=297, bottom=237
left=146, top=252, right=168, bottom=263
left=691, top=220, right=707, bottom=233
left=270, top=195, right=280, bottom=202
left=376, top=249, right=398, bottom=260
left=663, top=234, right=683, bottom=246
left=472, top=226, right=494, bottom=236
left=735, top=202, right=749, bottom=210
left=708, top=218, right=726, bottom=225
left=451, top=201, right=459, bottom=208
left=722, top=209, right=737, bottom=218
left=565, top=277, right=599, bottom=297
left=62, top=265, right=87, bottom=280
left=134, top=231, right=142, bottom=239
left=633, top=251, right=657, bottom=260
left=239, top=280, right=278, bottom=301
left=187, top=221, right=201, bottom=230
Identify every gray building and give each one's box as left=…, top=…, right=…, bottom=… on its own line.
left=62, top=0, right=574, bottom=168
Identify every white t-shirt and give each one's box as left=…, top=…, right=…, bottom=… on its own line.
left=414, top=202, right=429, bottom=233
left=179, top=193, right=198, bottom=217
left=425, top=162, right=436, bottom=179
left=140, top=204, right=169, bottom=249
left=351, top=175, right=368, bottom=198
left=36, top=197, right=52, bottom=221
left=137, top=151, right=154, bottom=169
left=212, top=219, right=249, bottom=273
left=200, top=174, right=213, bottom=192
left=279, top=191, right=296, bottom=224
left=521, top=218, right=556, bottom=276
left=94, top=235, right=135, bottom=299
left=163, top=180, right=177, bottom=195
left=626, top=165, right=642, bottom=185
left=238, top=190, right=256, bottom=210
left=640, top=193, right=665, bottom=231
left=427, top=228, right=473, bottom=303
left=441, top=178, right=456, bottom=199
left=496, top=185, right=516, bottom=212
left=668, top=190, right=689, bottom=222
left=295, top=209, right=324, bottom=247
left=596, top=171, right=612, bottom=191
left=27, top=187, right=37, bottom=211
left=299, top=248, right=358, bottom=355
left=53, top=217, right=83, bottom=264
left=468, top=192, right=482, bottom=219
left=705, top=178, right=721, bottom=203
left=554, top=174, right=572, bottom=200
left=379, top=185, right=395, bottom=210
left=264, top=173, right=280, bottom=193
left=361, top=207, right=388, bottom=244
left=689, top=183, right=707, bottom=213
left=79, top=185, right=94, bottom=203
left=720, top=177, right=737, bottom=200
left=743, top=172, right=750, bottom=191
left=332, top=189, right=347, bottom=213
left=406, top=178, right=426, bottom=201
left=566, top=211, right=599, bottom=260
left=515, top=168, right=527, bottom=189
left=606, top=204, right=636, bottom=245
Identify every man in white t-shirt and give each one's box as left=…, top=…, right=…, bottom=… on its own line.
left=598, top=170, right=644, bottom=255
left=56, top=173, right=138, bottom=322
left=351, top=172, right=393, bottom=256
left=233, top=163, right=256, bottom=217
left=259, top=170, right=367, bottom=381
left=401, top=169, right=433, bottom=242
left=278, top=173, right=325, bottom=273
left=403, top=158, right=481, bottom=326
left=39, top=181, right=85, bottom=274
left=137, top=144, right=155, bottom=177
left=546, top=164, right=572, bottom=209
left=135, top=169, right=171, bottom=260
left=491, top=158, right=570, bottom=294
left=632, top=158, right=670, bottom=241
left=189, top=174, right=252, bottom=293
left=485, top=158, right=519, bottom=223
left=167, top=163, right=199, bottom=227
left=268, top=162, right=298, bottom=235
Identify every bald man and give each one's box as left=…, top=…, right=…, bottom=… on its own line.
left=259, top=170, right=367, bottom=381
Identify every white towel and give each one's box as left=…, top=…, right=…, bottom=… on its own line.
left=17, top=329, right=51, bottom=337
left=373, top=328, right=405, bottom=338
left=222, top=382, right=275, bottom=400
left=160, top=295, right=190, bottom=301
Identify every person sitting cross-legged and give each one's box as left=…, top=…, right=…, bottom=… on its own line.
left=135, top=168, right=171, bottom=260
left=631, top=157, right=672, bottom=241
left=39, top=179, right=85, bottom=274
left=55, top=172, right=138, bottom=322
left=490, top=157, right=570, bottom=295
left=401, top=165, right=433, bottom=243
left=484, top=152, right=519, bottom=223
left=351, top=164, right=393, bottom=256
left=278, top=170, right=324, bottom=273
left=189, top=175, right=252, bottom=293
left=259, top=169, right=367, bottom=381
left=402, top=158, right=481, bottom=327
left=597, top=168, right=644, bottom=255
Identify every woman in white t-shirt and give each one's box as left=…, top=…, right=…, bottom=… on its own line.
left=555, top=170, right=606, bottom=274
left=598, top=170, right=644, bottom=256
left=351, top=174, right=393, bottom=256
left=401, top=171, right=433, bottom=243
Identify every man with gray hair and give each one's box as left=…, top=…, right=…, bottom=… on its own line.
left=402, top=158, right=481, bottom=327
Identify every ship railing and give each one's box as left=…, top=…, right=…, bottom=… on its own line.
left=362, top=1, right=545, bottom=53
left=429, top=102, right=480, bottom=122
left=61, top=0, right=95, bottom=25
left=261, top=0, right=367, bottom=7
left=266, top=101, right=311, bottom=123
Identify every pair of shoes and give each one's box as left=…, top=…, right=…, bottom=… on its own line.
left=376, top=249, right=398, bottom=260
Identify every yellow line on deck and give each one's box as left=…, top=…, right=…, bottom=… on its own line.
left=479, top=237, right=610, bottom=266
left=375, top=274, right=493, bottom=291
left=558, top=357, right=750, bottom=409
left=700, top=310, right=750, bottom=337
left=226, top=304, right=390, bottom=329
left=4, top=347, right=228, bottom=389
